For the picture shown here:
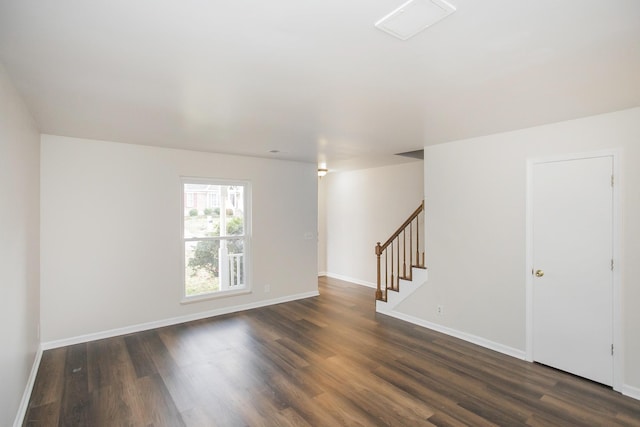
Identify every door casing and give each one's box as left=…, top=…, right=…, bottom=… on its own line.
left=525, top=149, right=622, bottom=391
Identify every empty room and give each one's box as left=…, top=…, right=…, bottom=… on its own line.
left=1, top=0, right=640, bottom=425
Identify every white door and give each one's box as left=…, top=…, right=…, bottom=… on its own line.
left=532, top=156, right=613, bottom=386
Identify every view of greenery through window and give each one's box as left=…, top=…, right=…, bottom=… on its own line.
left=183, top=182, right=247, bottom=297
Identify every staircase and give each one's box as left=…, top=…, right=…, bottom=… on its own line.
left=375, top=201, right=426, bottom=309
left=376, top=265, right=428, bottom=312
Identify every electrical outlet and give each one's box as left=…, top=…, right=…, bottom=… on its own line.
left=264, top=284, right=270, bottom=293
left=436, top=305, right=443, bottom=316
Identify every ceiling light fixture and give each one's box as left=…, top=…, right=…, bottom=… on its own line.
left=375, top=0, right=456, bottom=41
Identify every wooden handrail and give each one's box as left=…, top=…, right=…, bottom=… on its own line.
left=375, top=200, right=425, bottom=302
left=376, top=201, right=424, bottom=252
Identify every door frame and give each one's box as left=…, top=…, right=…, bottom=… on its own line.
left=525, top=149, right=622, bottom=391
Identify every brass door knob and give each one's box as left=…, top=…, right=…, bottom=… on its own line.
left=535, top=270, right=544, bottom=277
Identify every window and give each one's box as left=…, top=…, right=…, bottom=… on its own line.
left=182, top=179, right=250, bottom=299
left=185, top=192, right=194, bottom=207
left=207, top=191, right=219, bottom=208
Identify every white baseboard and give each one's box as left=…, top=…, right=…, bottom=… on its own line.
left=317, top=271, right=327, bottom=277
left=42, top=291, right=319, bottom=350
left=378, top=309, right=526, bottom=360
left=324, top=272, right=376, bottom=289
left=622, top=384, right=640, bottom=401
left=13, top=344, right=43, bottom=427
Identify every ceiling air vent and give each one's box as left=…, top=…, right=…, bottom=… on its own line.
left=375, top=0, right=456, bottom=41
left=395, top=149, right=424, bottom=159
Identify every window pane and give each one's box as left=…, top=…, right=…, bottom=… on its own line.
left=184, top=184, right=220, bottom=239
left=184, top=184, right=244, bottom=239
left=185, top=240, right=220, bottom=296
left=221, top=185, right=244, bottom=236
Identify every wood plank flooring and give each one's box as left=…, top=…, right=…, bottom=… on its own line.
left=24, top=276, right=640, bottom=426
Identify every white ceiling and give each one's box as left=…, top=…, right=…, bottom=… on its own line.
left=1, top=0, right=638, bottom=171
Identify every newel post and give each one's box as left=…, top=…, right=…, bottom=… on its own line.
left=375, top=242, right=383, bottom=301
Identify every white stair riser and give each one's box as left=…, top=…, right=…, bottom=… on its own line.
left=376, top=267, right=427, bottom=312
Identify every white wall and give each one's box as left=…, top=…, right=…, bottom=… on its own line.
left=0, top=64, right=40, bottom=426
left=40, top=135, right=318, bottom=343
left=395, top=107, right=640, bottom=391
left=323, top=161, right=424, bottom=286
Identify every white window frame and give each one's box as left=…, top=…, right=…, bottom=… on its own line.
left=181, top=177, right=251, bottom=303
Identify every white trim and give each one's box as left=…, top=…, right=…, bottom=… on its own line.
left=324, top=272, right=376, bottom=288
left=622, top=384, right=640, bottom=401
left=41, top=291, right=319, bottom=350
left=13, top=345, right=43, bottom=427
left=611, top=150, right=623, bottom=392
left=317, top=271, right=327, bottom=277
left=181, top=288, right=251, bottom=304
left=378, top=310, right=526, bottom=360
left=525, top=149, right=622, bottom=391
left=525, top=158, right=534, bottom=362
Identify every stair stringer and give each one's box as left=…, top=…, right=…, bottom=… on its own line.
left=376, top=266, right=428, bottom=314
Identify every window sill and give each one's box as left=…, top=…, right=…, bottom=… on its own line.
left=181, top=288, right=251, bottom=304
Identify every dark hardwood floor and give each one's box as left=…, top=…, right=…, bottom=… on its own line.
left=24, top=276, right=640, bottom=426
